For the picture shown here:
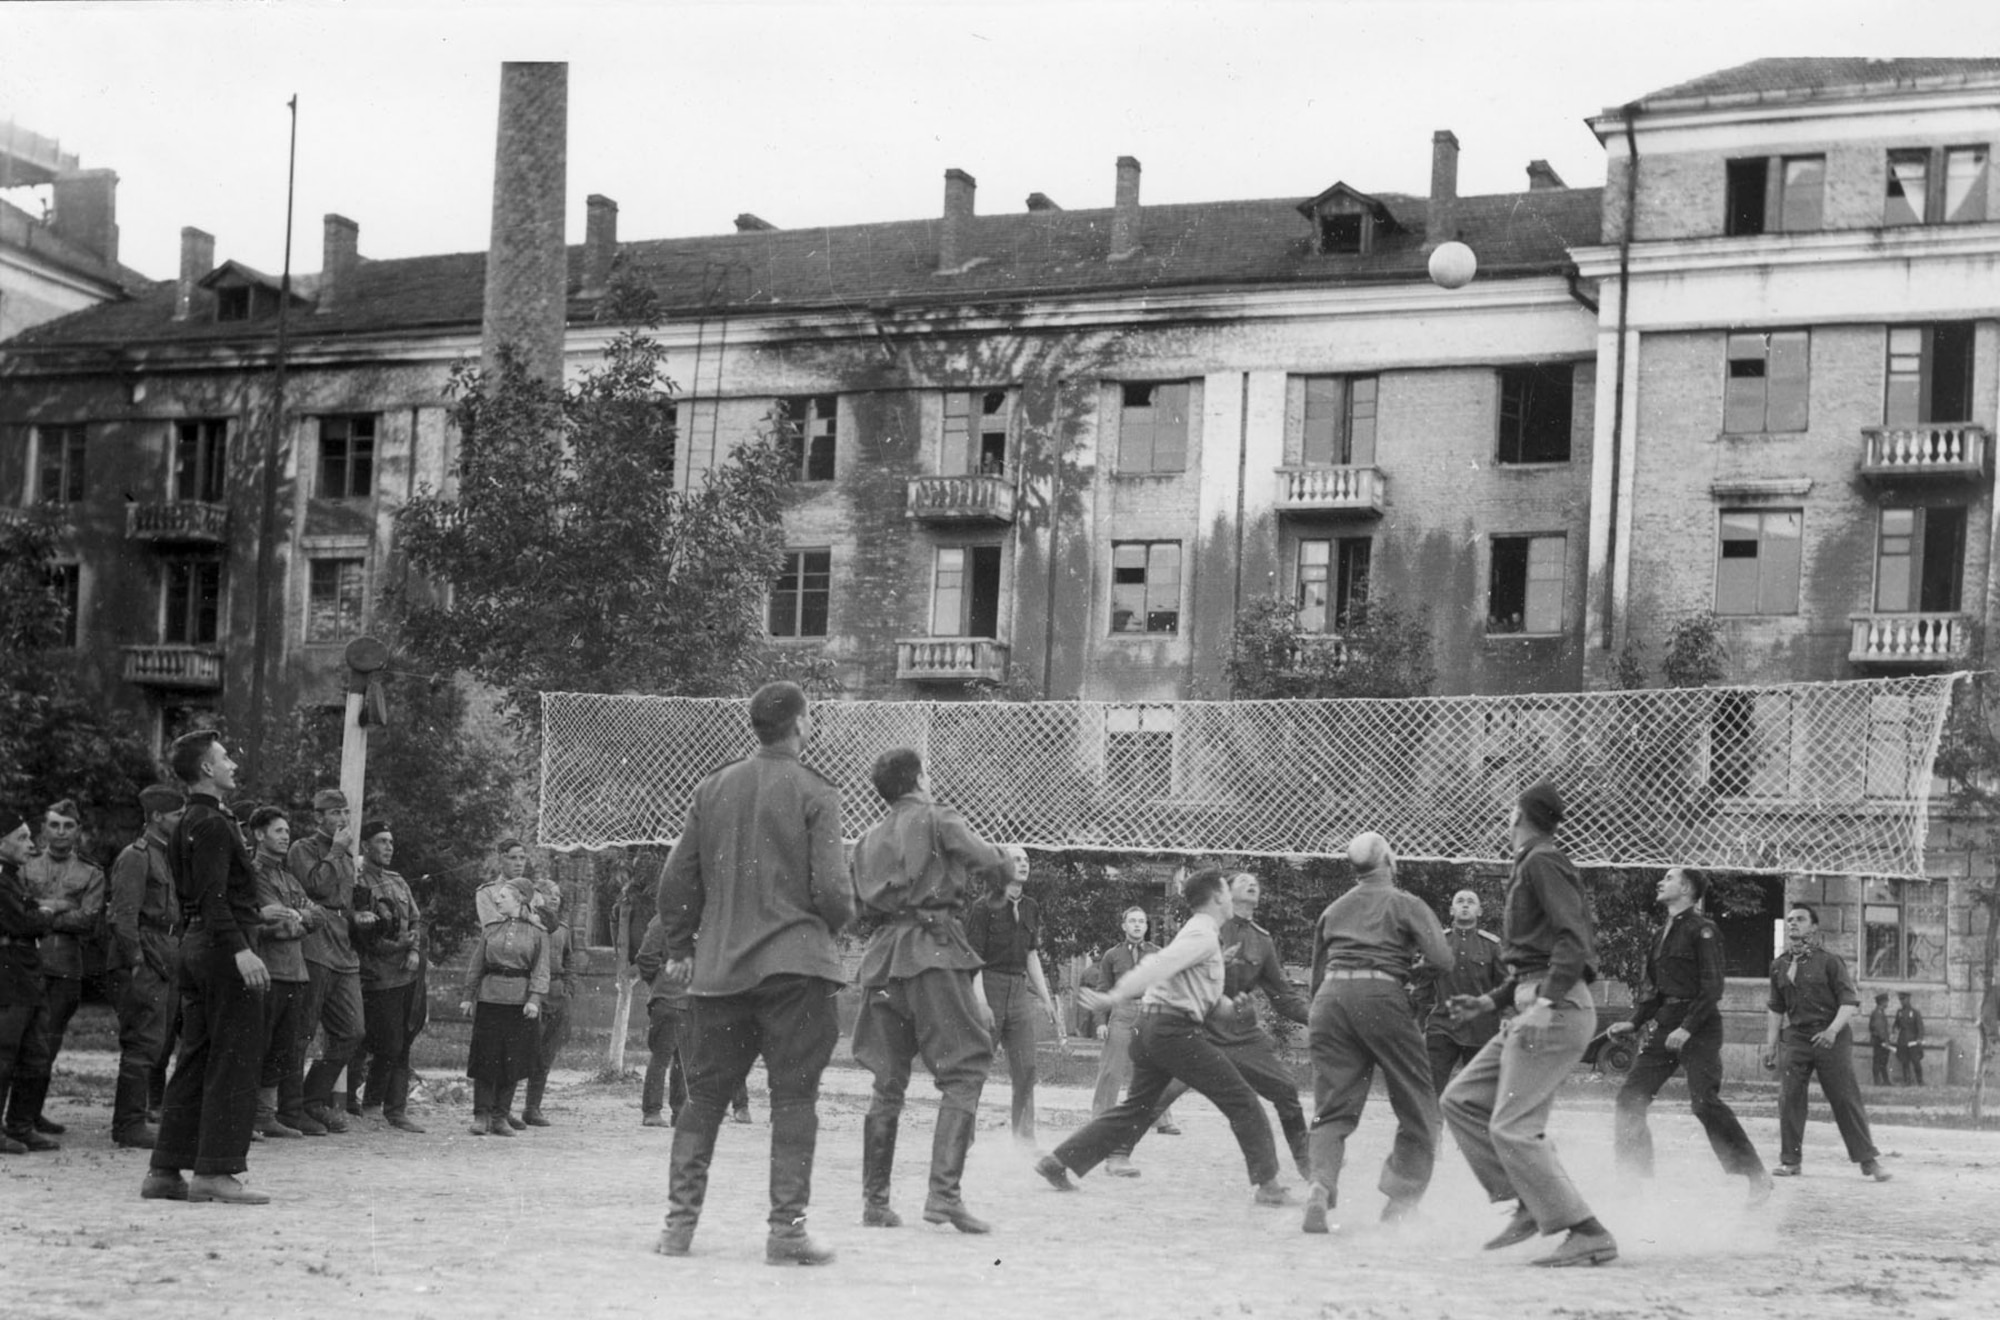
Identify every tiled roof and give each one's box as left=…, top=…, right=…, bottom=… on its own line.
left=1631, top=58, right=2000, bottom=109
left=3, top=186, right=1602, bottom=355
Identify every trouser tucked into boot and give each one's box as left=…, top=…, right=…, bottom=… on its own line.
left=861, top=1110, right=899, bottom=1223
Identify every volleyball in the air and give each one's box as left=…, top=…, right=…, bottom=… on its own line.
left=1428, top=241, right=1477, bottom=289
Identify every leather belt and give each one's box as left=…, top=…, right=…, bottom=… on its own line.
left=1138, top=1003, right=1198, bottom=1022
left=1325, top=968, right=1400, bottom=982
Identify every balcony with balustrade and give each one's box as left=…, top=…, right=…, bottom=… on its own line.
left=906, top=474, right=1016, bottom=524
left=1847, top=613, right=1971, bottom=668
left=126, top=501, right=231, bottom=544
left=122, top=645, right=225, bottom=689
left=1273, top=465, right=1385, bottom=516
left=896, top=638, right=1010, bottom=683
left=1858, top=424, right=1988, bottom=483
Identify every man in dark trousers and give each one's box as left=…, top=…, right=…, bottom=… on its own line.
left=850, top=746, right=1009, bottom=1234
left=964, top=843, right=1064, bottom=1144
left=654, top=682, right=853, bottom=1266
left=1441, top=782, right=1618, bottom=1268
left=1893, top=991, right=1926, bottom=1085
left=355, top=821, right=427, bottom=1132
left=1764, top=902, right=1890, bottom=1181
left=22, top=796, right=104, bottom=1140
left=1302, top=833, right=1453, bottom=1232
left=107, top=785, right=184, bottom=1149
left=1868, top=993, right=1894, bottom=1086
left=1608, top=867, right=1771, bottom=1203
left=1034, top=866, right=1292, bottom=1207
left=286, top=788, right=375, bottom=1135
left=1416, top=888, right=1505, bottom=1095
left=0, top=816, right=58, bottom=1156
left=143, top=731, right=272, bottom=1205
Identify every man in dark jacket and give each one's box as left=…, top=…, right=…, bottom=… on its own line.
left=0, top=816, right=58, bottom=1155
left=654, top=682, right=853, bottom=1266
left=1894, top=992, right=1926, bottom=1086
left=1868, top=993, right=1894, bottom=1085
left=107, top=785, right=184, bottom=1148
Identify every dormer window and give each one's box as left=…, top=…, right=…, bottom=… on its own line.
left=1297, top=182, right=1400, bottom=256
left=216, top=287, right=252, bottom=322
left=198, top=260, right=304, bottom=325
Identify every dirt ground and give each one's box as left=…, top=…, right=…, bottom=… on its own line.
left=4, top=1042, right=1997, bottom=1320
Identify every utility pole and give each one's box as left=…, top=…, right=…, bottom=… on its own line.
left=246, top=94, right=298, bottom=775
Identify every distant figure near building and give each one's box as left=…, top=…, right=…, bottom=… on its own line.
left=1764, top=902, right=1890, bottom=1182
left=1894, top=991, right=1926, bottom=1086
left=654, top=682, right=854, bottom=1266
left=1868, top=993, right=1894, bottom=1086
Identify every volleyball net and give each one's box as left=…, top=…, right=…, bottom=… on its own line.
left=539, top=673, right=1966, bottom=878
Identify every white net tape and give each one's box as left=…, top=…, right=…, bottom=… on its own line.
left=540, top=674, right=1966, bottom=877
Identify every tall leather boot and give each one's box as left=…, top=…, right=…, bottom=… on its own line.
left=522, top=1073, right=550, bottom=1126
left=113, top=1068, right=158, bottom=1147
left=1302, top=1125, right=1345, bottom=1234
left=922, top=1107, right=990, bottom=1234
left=765, top=1099, right=834, bottom=1265
left=657, top=1104, right=723, bottom=1256
left=860, top=1111, right=901, bottom=1227
left=4, top=1074, right=58, bottom=1150
left=256, top=1087, right=301, bottom=1139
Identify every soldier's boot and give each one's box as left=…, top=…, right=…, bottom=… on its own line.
left=657, top=1102, right=724, bottom=1256
left=113, top=1069, right=159, bottom=1147
left=255, top=1087, right=302, bottom=1139
left=860, top=1110, right=901, bottom=1227
left=922, top=1107, right=991, bottom=1234
left=765, top=1098, right=835, bottom=1265
left=1302, top=1126, right=1344, bottom=1234
left=522, top=1074, right=551, bottom=1127
left=6, top=1075, right=59, bottom=1150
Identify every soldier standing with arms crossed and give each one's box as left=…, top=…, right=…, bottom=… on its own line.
left=654, top=682, right=854, bottom=1266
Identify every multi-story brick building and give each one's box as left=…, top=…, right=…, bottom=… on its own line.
left=2, top=58, right=1996, bottom=1073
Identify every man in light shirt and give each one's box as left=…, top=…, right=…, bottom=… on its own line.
left=1034, top=866, right=1290, bottom=1206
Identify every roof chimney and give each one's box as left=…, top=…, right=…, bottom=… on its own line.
left=174, top=226, right=215, bottom=321
left=938, top=168, right=976, bottom=272
left=1026, top=192, right=1061, bottom=213
left=1526, top=159, right=1566, bottom=191
left=318, top=214, right=359, bottom=314
left=50, top=169, right=118, bottom=265
left=734, top=212, right=778, bottom=233
left=1110, top=156, right=1142, bottom=259
left=1428, top=130, right=1460, bottom=246
left=481, top=62, right=569, bottom=383
left=582, top=194, right=618, bottom=296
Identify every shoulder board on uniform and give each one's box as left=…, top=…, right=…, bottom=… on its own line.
left=1477, top=930, right=1501, bottom=943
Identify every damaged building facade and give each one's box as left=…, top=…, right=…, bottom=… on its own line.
left=3, top=58, right=1998, bottom=1074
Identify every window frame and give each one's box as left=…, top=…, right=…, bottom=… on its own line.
left=1296, top=537, right=1371, bottom=635
left=929, top=543, right=1004, bottom=639
left=1724, top=154, right=1826, bottom=236
left=942, top=389, right=1013, bottom=477
left=1297, top=374, right=1378, bottom=468
left=173, top=419, right=229, bottom=504
left=34, top=425, right=87, bottom=505
left=1713, top=508, right=1803, bottom=617
left=1885, top=144, right=1990, bottom=226
left=1861, top=878, right=1948, bottom=982
left=316, top=415, right=378, bottom=501
left=162, top=559, right=224, bottom=645
left=1872, top=505, right=1966, bottom=615
left=1485, top=533, right=1566, bottom=637
left=768, top=548, right=832, bottom=639
left=304, top=556, right=368, bottom=644
left=775, top=396, right=837, bottom=483
left=1109, top=540, right=1182, bottom=636
left=1723, top=330, right=1810, bottom=435
left=1115, top=381, right=1192, bottom=475
left=1495, top=363, right=1574, bottom=465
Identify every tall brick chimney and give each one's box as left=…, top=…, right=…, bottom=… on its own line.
left=50, top=169, right=118, bottom=265
left=174, top=226, right=215, bottom=322
left=1526, top=159, right=1567, bottom=191
left=938, top=168, right=975, bottom=272
left=481, top=62, right=569, bottom=382
left=318, top=214, right=359, bottom=314
left=582, top=194, right=618, bottom=296
left=1428, top=130, right=1459, bottom=247
left=1110, top=156, right=1142, bottom=259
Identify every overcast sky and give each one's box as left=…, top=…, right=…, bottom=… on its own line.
left=3, top=0, right=1995, bottom=281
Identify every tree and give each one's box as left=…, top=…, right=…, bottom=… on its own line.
left=1934, top=669, right=2000, bottom=1121
left=0, top=513, right=156, bottom=836
left=1227, top=593, right=1436, bottom=701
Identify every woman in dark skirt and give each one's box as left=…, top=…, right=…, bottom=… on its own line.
left=458, top=879, right=550, bottom=1137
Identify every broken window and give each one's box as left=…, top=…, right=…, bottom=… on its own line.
left=1724, top=331, right=1810, bottom=433
left=1117, top=382, right=1190, bottom=474
left=306, top=558, right=367, bottom=643
left=1496, top=364, right=1573, bottom=463
left=1887, top=146, right=1989, bottom=225
left=943, top=390, right=1011, bottom=476
left=1111, top=541, right=1181, bottom=634
left=1714, top=509, right=1802, bottom=616
left=1297, top=538, right=1370, bottom=634
left=1487, top=535, right=1564, bottom=635
left=775, top=396, right=837, bottom=481
left=1724, top=155, right=1824, bottom=235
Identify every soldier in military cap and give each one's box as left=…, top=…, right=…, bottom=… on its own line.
left=1415, top=889, right=1506, bottom=1095
left=107, top=784, right=185, bottom=1148
left=1609, top=867, right=1771, bottom=1203
left=653, top=681, right=853, bottom=1266
left=21, top=796, right=105, bottom=1140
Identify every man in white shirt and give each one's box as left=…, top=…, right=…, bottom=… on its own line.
left=1034, top=867, right=1290, bottom=1206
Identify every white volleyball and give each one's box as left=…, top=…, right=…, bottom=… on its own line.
left=1428, top=241, right=1477, bottom=289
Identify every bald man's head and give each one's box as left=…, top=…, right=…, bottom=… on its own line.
left=1348, top=832, right=1395, bottom=876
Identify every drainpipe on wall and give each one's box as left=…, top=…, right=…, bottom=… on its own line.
left=1228, top=371, right=1250, bottom=692
left=1602, top=101, right=1639, bottom=652
left=1041, top=379, right=1065, bottom=699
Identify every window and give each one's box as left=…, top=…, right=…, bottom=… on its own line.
left=1487, top=535, right=1564, bottom=635
left=1863, top=878, right=1947, bottom=981
left=173, top=420, right=228, bottom=503
left=1710, top=689, right=1793, bottom=798
left=1110, top=541, right=1181, bottom=634
left=930, top=545, right=1002, bottom=638
left=1319, top=213, right=1364, bottom=254
left=1715, top=509, right=1802, bottom=615
left=943, top=391, right=1011, bottom=476
left=1299, top=375, right=1377, bottom=466
left=1105, top=705, right=1175, bottom=800
left=35, top=426, right=86, bottom=504
left=776, top=396, right=836, bottom=482
left=1874, top=506, right=1966, bottom=614
left=1496, top=364, right=1573, bottom=464
left=769, top=550, right=830, bottom=638
left=1885, top=323, right=1975, bottom=425
left=216, top=286, right=251, bottom=322
left=306, top=558, right=367, bottom=643
left=1297, top=538, right=1370, bottom=634
left=1116, top=382, right=1190, bottom=474
left=1885, top=146, right=1989, bottom=226
left=164, top=561, right=223, bottom=644
left=47, top=564, right=80, bottom=648
left=318, top=416, right=376, bottom=500
left=1724, top=331, right=1809, bottom=433
left=1724, top=155, right=1825, bottom=235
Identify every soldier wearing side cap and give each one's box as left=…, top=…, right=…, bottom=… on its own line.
left=106, top=784, right=185, bottom=1148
